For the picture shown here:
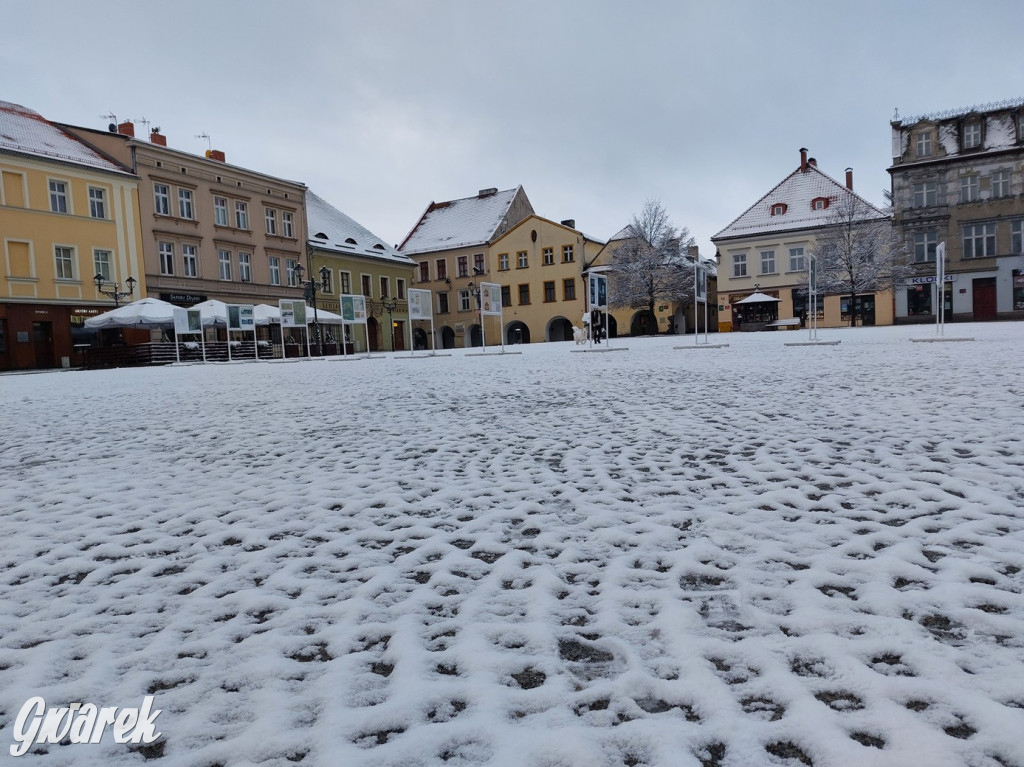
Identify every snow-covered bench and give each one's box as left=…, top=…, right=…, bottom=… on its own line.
left=765, top=318, right=801, bottom=330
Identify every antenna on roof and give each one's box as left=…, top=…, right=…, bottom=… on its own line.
left=195, top=133, right=211, bottom=151
left=136, top=117, right=151, bottom=135
left=101, top=112, right=117, bottom=132
left=893, top=107, right=900, bottom=120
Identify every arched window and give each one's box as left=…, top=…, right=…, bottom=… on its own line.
left=770, top=203, right=787, bottom=216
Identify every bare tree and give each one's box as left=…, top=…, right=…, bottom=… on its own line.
left=608, top=199, right=696, bottom=332
left=814, top=195, right=910, bottom=327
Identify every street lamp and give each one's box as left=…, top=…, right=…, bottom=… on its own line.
left=381, top=298, right=398, bottom=352
left=293, top=262, right=330, bottom=356
left=94, top=273, right=137, bottom=307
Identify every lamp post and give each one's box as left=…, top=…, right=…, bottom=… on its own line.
left=293, top=262, right=330, bottom=356
left=93, top=273, right=137, bottom=307
left=381, top=298, right=398, bottom=352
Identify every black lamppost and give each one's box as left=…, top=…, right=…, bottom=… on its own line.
left=94, top=273, right=137, bottom=307
left=381, top=298, right=398, bottom=352
left=293, top=262, right=330, bottom=356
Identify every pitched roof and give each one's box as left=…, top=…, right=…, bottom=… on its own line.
left=712, top=162, right=886, bottom=242
left=398, top=186, right=527, bottom=255
left=306, top=191, right=413, bottom=265
left=0, top=101, right=132, bottom=175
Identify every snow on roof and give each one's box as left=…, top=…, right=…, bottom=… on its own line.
left=306, top=191, right=413, bottom=265
left=896, top=97, right=1024, bottom=126
left=399, top=186, right=523, bottom=255
left=712, top=163, right=886, bottom=241
left=0, top=101, right=132, bottom=175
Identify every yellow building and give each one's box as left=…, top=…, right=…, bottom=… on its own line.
left=1, top=101, right=144, bottom=370
left=712, top=149, right=894, bottom=331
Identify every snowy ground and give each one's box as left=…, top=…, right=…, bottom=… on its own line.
left=2, top=322, right=1023, bottom=767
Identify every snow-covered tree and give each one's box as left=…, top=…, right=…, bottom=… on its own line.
left=814, top=195, right=910, bottom=327
left=608, top=199, right=696, bottom=330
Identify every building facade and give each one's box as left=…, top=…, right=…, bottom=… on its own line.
left=1, top=101, right=145, bottom=370
left=712, top=149, right=894, bottom=331
left=888, top=99, right=1024, bottom=322
left=306, top=190, right=415, bottom=353
left=61, top=121, right=309, bottom=316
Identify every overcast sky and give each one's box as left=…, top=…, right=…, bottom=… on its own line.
left=6, top=0, right=1024, bottom=255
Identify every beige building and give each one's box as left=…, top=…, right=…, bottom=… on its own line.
left=1, top=101, right=144, bottom=370
left=61, top=121, right=308, bottom=315
left=889, top=99, right=1024, bottom=322
left=712, top=149, right=894, bottom=331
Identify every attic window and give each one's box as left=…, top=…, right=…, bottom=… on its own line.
left=770, top=203, right=787, bottom=216
left=314, top=232, right=328, bottom=240
left=345, top=237, right=357, bottom=245
left=811, top=197, right=829, bottom=211
left=373, top=244, right=385, bottom=250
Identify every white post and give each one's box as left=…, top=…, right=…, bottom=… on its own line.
left=201, top=329, right=207, bottom=362
left=227, top=329, right=233, bottom=362
left=253, top=325, right=258, bottom=360
left=936, top=241, right=946, bottom=336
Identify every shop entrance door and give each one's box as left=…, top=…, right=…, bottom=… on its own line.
left=32, top=321, right=55, bottom=368
left=972, top=278, right=997, bottom=320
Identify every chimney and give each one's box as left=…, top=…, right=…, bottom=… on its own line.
left=205, top=149, right=226, bottom=162
left=478, top=187, right=498, bottom=198
left=117, top=121, right=135, bottom=137
left=845, top=167, right=853, bottom=190
left=560, top=219, right=575, bottom=229
left=799, top=147, right=808, bottom=172
left=150, top=130, right=166, bottom=146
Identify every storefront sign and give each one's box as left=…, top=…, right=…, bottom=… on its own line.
left=909, top=276, right=955, bottom=285
left=161, top=292, right=207, bottom=305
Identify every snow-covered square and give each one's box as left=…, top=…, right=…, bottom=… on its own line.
left=2, top=323, right=1023, bottom=767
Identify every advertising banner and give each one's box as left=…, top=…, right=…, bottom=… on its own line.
left=480, top=283, right=502, bottom=316
left=279, top=300, right=305, bottom=328
left=173, top=308, right=202, bottom=335
left=695, top=265, right=708, bottom=303
left=227, top=304, right=255, bottom=331
left=408, top=289, right=432, bottom=320
left=589, top=273, right=608, bottom=309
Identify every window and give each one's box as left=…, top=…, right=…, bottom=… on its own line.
left=235, top=201, right=249, bottom=229
left=93, top=249, right=112, bottom=281
left=214, top=197, right=228, bottom=226
left=543, top=281, right=556, bottom=302
left=218, top=249, right=232, bottom=280
left=960, top=175, right=979, bottom=203
left=733, top=253, right=747, bottom=277
left=498, top=253, right=510, bottom=271
left=457, top=255, right=468, bottom=277
left=992, top=170, right=1011, bottom=199
left=770, top=203, right=787, bottom=216
left=397, top=278, right=406, bottom=300
left=419, top=261, right=430, bottom=282
left=562, top=245, right=574, bottom=263
left=286, top=259, right=299, bottom=287
left=760, top=250, right=776, bottom=274
left=542, top=247, right=554, bottom=265
left=458, top=289, right=471, bottom=312
left=153, top=184, right=170, bottom=215
left=178, top=188, right=194, bottom=219
left=1014, top=269, right=1024, bottom=311
left=811, top=197, right=828, bottom=211
left=501, top=285, right=511, bottom=307
left=787, top=247, right=805, bottom=271
left=913, top=182, right=937, bottom=207
left=916, top=131, right=932, bottom=157
left=361, top=275, right=372, bottom=297
left=88, top=187, right=106, bottom=219
left=517, top=251, right=528, bottom=268
left=269, top=256, right=281, bottom=286
left=340, top=271, right=351, bottom=294
left=49, top=180, right=68, bottom=213
left=380, top=276, right=390, bottom=298
left=563, top=278, right=576, bottom=301
left=438, top=292, right=449, bottom=314
left=473, top=253, right=485, bottom=274
left=265, top=207, right=277, bottom=235
left=913, top=231, right=937, bottom=263
left=54, top=246, right=74, bottom=279
left=321, top=269, right=332, bottom=293
left=963, top=222, right=996, bottom=258
left=963, top=121, right=981, bottom=149
left=282, top=211, right=294, bottom=238
left=239, top=252, right=252, bottom=283
left=435, top=259, right=447, bottom=280
left=159, top=242, right=175, bottom=275
left=518, top=284, right=530, bottom=305
left=183, top=244, right=198, bottom=277
left=1013, top=220, right=1024, bottom=254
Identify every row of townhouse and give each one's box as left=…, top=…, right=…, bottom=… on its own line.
left=1, top=102, right=415, bottom=370
left=712, top=98, right=1024, bottom=329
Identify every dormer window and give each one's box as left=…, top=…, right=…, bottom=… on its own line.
left=345, top=237, right=357, bottom=245
left=811, top=197, right=829, bottom=211
left=916, top=131, right=932, bottom=157
left=963, top=121, right=982, bottom=150
left=770, top=203, right=787, bottom=216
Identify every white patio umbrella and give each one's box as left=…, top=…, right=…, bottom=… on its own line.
left=735, top=292, right=781, bottom=304
left=192, top=299, right=272, bottom=326
left=84, top=297, right=180, bottom=329
left=255, top=303, right=345, bottom=324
